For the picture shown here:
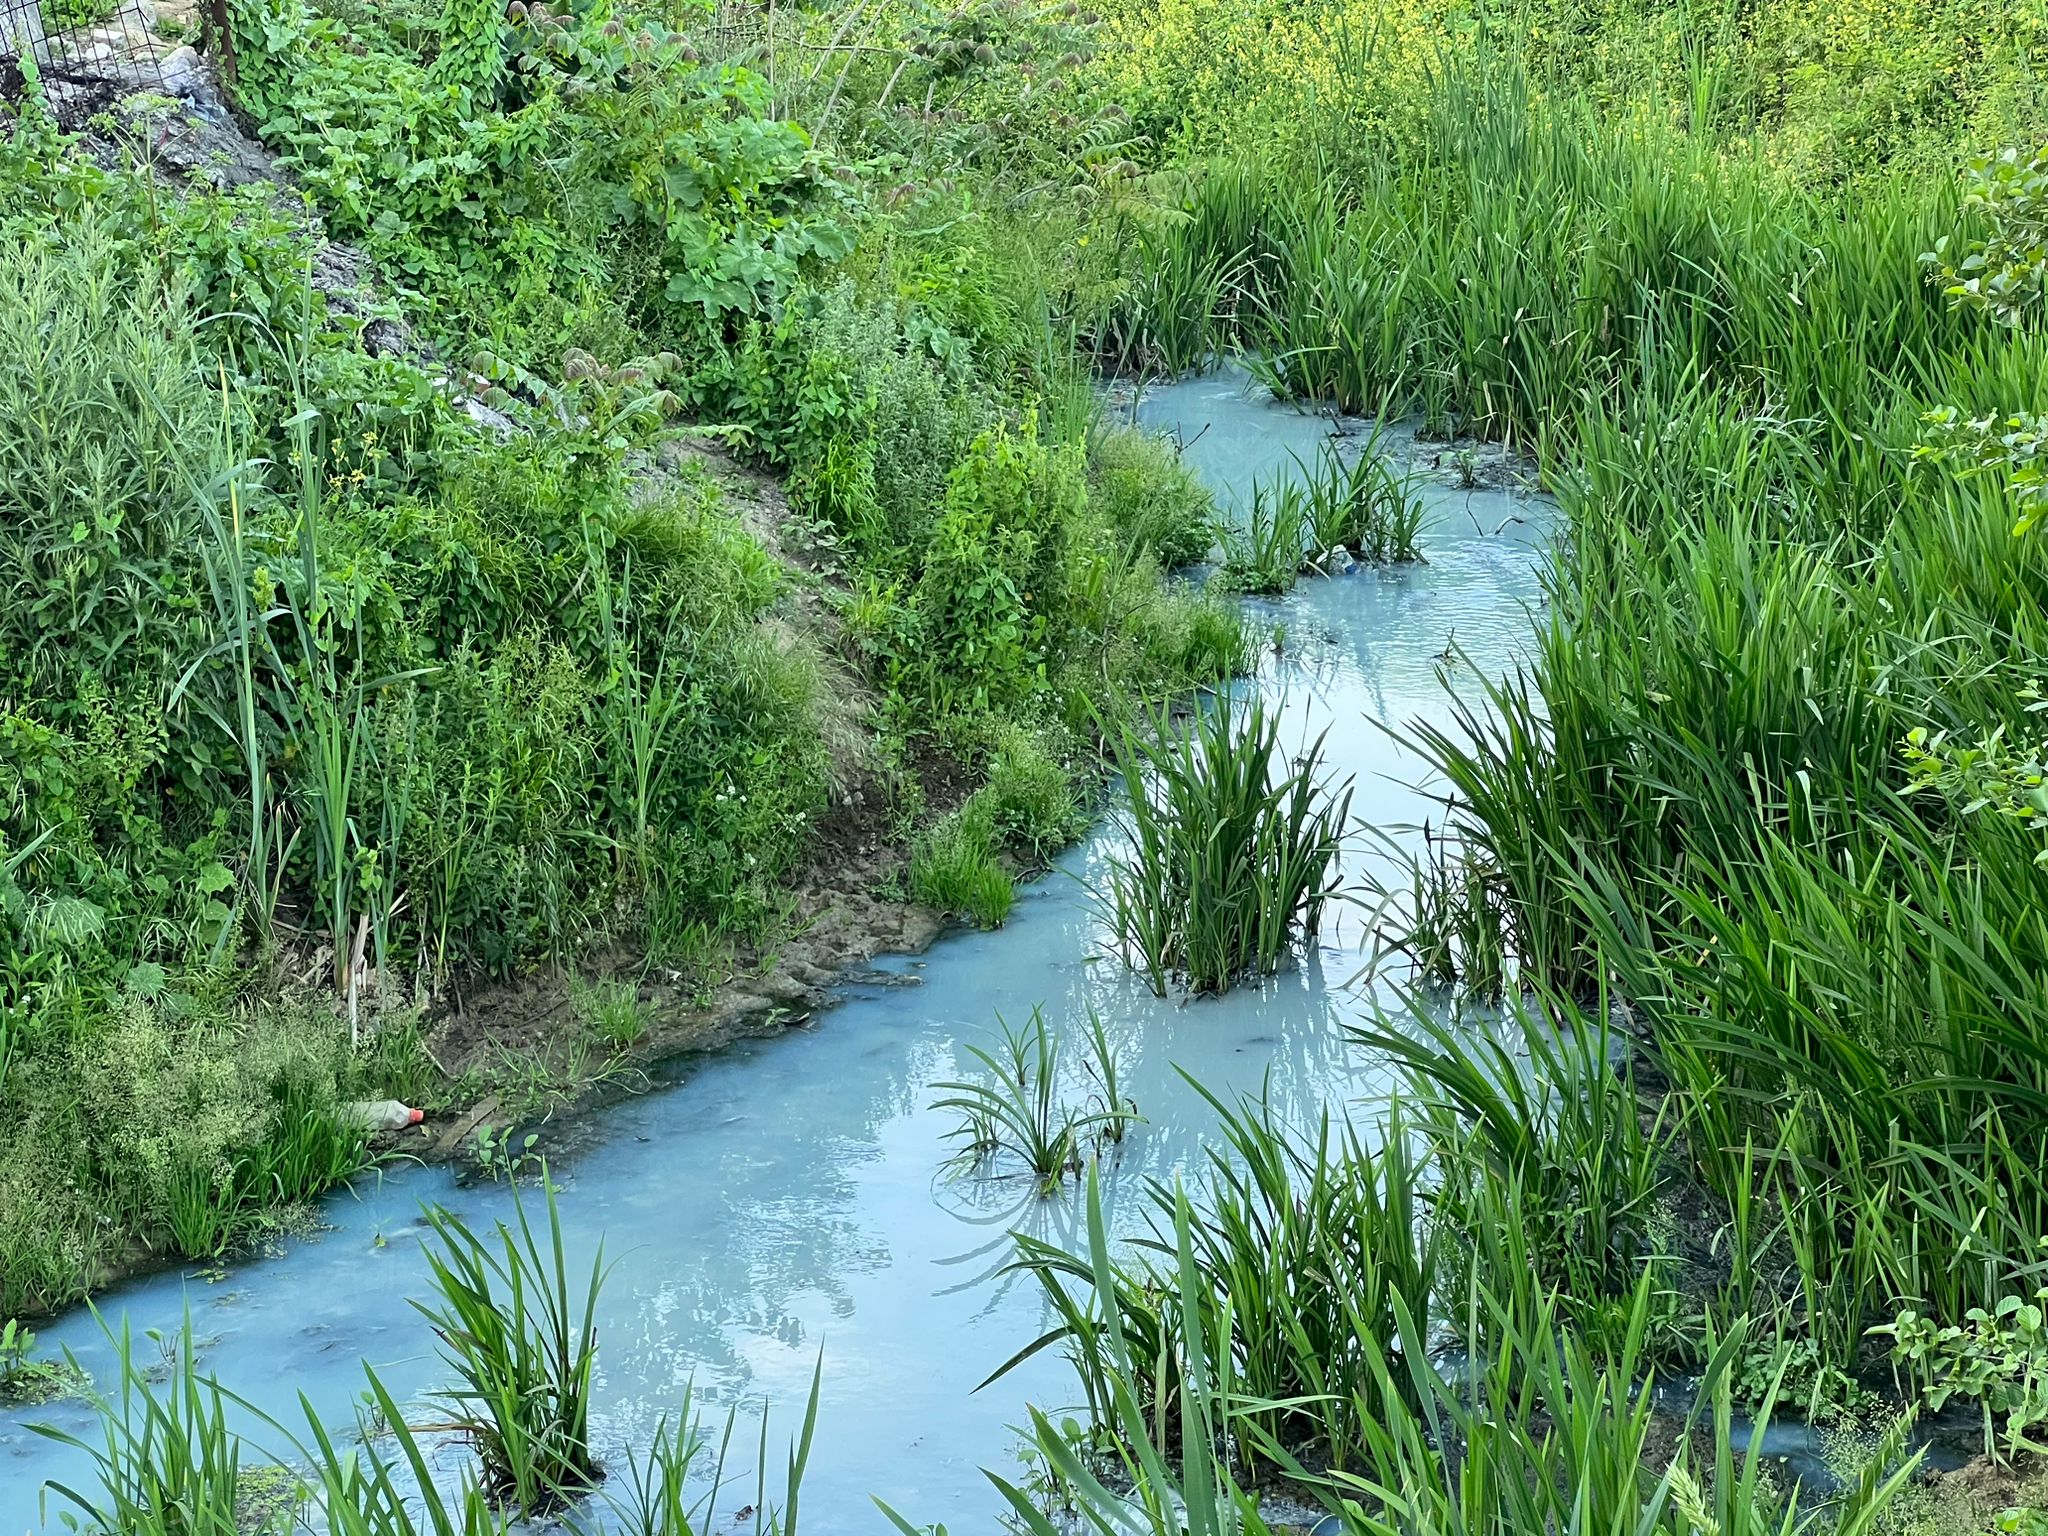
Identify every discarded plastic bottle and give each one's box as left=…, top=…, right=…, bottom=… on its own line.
left=341, top=1100, right=426, bottom=1132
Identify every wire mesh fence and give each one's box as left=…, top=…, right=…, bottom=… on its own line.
left=695, top=3, right=769, bottom=64
left=0, top=0, right=784, bottom=121
left=0, top=0, right=185, bottom=106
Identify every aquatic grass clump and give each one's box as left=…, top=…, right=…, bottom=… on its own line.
left=28, top=1192, right=820, bottom=1536
left=1097, top=222, right=1240, bottom=380
left=156, top=1065, right=372, bottom=1264
left=1217, top=437, right=1423, bottom=591
left=1251, top=186, right=1426, bottom=418
left=0, top=1319, right=81, bottom=1405
left=1173, top=1090, right=1436, bottom=1470
left=1378, top=823, right=1512, bottom=1004
left=604, top=1361, right=821, bottom=1536
left=34, top=1319, right=250, bottom=1536
left=1297, top=435, right=1424, bottom=566
left=964, top=1172, right=1263, bottom=1536
left=1399, top=337, right=2048, bottom=1380
left=413, top=1172, right=607, bottom=1513
left=295, top=1369, right=510, bottom=1536
left=1360, top=1001, right=1673, bottom=1360
left=932, top=1006, right=1138, bottom=1194
left=1081, top=1008, right=1137, bottom=1144
left=1216, top=480, right=1308, bottom=594
left=990, top=1182, right=1917, bottom=1536
left=1004, top=1090, right=1437, bottom=1472
left=1101, top=698, right=1352, bottom=996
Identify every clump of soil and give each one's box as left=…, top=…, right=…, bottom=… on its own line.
left=1929, top=1448, right=2048, bottom=1514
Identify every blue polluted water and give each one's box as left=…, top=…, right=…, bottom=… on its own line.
left=0, top=372, right=1556, bottom=1533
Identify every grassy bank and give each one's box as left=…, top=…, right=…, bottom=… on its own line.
left=998, top=8, right=2045, bottom=1530
left=0, top=0, right=1248, bottom=1316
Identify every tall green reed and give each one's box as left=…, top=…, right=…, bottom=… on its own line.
left=978, top=1170, right=1268, bottom=1536
left=412, top=1169, right=607, bottom=1511
left=1216, top=478, right=1308, bottom=594
left=1295, top=434, right=1423, bottom=565
left=1002, top=1087, right=1434, bottom=1475
left=35, top=1319, right=247, bottom=1536
left=586, top=529, right=688, bottom=899
left=988, top=1166, right=1918, bottom=1536
left=1101, top=698, right=1352, bottom=997
left=1356, top=997, right=1668, bottom=1334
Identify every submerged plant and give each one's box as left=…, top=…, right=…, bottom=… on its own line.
left=412, top=1171, right=607, bottom=1512
left=931, top=1006, right=1137, bottom=1193
left=1101, top=699, right=1352, bottom=996
left=602, top=1360, right=822, bottom=1536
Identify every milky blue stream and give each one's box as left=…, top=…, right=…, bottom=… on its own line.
left=0, top=373, right=1555, bottom=1533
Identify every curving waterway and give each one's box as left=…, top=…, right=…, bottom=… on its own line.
left=0, top=372, right=1555, bottom=1533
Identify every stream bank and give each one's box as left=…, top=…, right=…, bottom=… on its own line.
left=0, top=370, right=1554, bottom=1532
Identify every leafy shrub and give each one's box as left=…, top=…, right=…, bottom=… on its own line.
left=429, top=0, right=507, bottom=101
left=249, top=0, right=855, bottom=353
left=1051, top=558, right=1250, bottom=733
left=0, top=1152, right=101, bottom=1317
left=1090, top=425, right=1215, bottom=568
left=910, top=415, right=1085, bottom=710
left=65, top=998, right=368, bottom=1261
left=1929, top=143, right=2048, bottom=327
left=1884, top=1288, right=2048, bottom=1459
left=729, top=282, right=988, bottom=560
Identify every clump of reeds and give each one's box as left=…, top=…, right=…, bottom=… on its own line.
left=1218, top=437, right=1423, bottom=592
left=412, top=1171, right=607, bottom=1512
left=1297, top=435, right=1425, bottom=566
left=1100, top=698, right=1352, bottom=996
left=932, top=1005, right=1140, bottom=1193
